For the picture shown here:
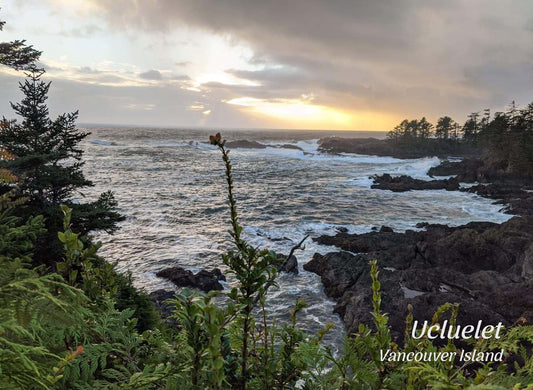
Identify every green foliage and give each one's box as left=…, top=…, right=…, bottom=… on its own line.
left=0, top=68, right=124, bottom=267
left=0, top=197, right=88, bottom=389
left=154, top=133, right=329, bottom=389
left=56, top=204, right=159, bottom=331
left=0, top=201, right=181, bottom=389
left=57, top=205, right=113, bottom=299
left=0, top=15, right=41, bottom=71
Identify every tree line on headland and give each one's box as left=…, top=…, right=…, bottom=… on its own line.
left=1, top=15, right=533, bottom=389
left=387, top=103, right=533, bottom=178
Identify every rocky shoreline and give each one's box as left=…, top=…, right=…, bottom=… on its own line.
left=305, top=217, right=533, bottom=343
left=151, top=137, right=532, bottom=341
left=317, top=137, right=478, bottom=159
left=371, top=174, right=460, bottom=192
left=304, top=154, right=532, bottom=342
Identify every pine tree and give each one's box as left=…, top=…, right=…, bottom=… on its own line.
left=0, top=69, right=124, bottom=267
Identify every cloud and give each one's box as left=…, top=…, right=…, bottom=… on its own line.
left=84, top=0, right=533, bottom=125
left=139, top=69, right=162, bottom=80
left=0, top=70, right=264, bottom=128
left=59, top=24, right=102, bottom=37
left=5, top=0, right=533, bottom=129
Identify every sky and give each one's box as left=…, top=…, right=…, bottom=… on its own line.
left=0, top=0, right=532, bottom=131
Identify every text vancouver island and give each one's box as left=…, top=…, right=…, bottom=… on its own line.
left=380, top=320, right=505, bottom=363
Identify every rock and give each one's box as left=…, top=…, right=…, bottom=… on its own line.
left=462, top=183, right=533, bottom=216
left=318, top=137, right=395, bottom=156
left=274, top=254, right=298, bottom=274
left=156, top=266, right=224, bottom=292
left=428, top=159, right=484, bottom=182
left=306, top=217, right=533, bottom=342
left=371, top=174, right=460, bottom=192
left=522, top=243, right=533, bottom=279
left=428, top=158, right=533, bottom=186
left=225, top=140, right=303, bottom=151
left=226, top=140, right=267, bottom=149
left=380, top=226, right=394, bottom=233
left=278, top=144, right=303, bottom=151
left=149, top=289, right=176, bottom=321
left=318, top=137, right=478, bottom=159
left=210, top=268, right=226, bottom=281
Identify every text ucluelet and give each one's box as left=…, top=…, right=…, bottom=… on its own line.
left=380, top=320, right=505, bottom=362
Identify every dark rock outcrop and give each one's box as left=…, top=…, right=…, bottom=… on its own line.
left=318, top=137, right=395, bottom=156
left=371, top=174, right=460, bottom=192
left=305, top=217, right=533, bottom=343
left=318, top=137, right=477, bottom=159
left=156, top=266, right=225, bottom=292
left=226, top=140, right=267, bottom=149
left=279, top=144, right=304, bottom=151
left=150, top=289, right=176, bottom=322
left=428, top=159, right=484, bottom=182
left=274, top=254, right=298, bottom=274
left=428, top=157, right=533, bottom=186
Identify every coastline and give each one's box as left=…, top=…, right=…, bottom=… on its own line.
left=300, top=136, right=532, bottom=343
left=145, top=135, right=532, bottom=345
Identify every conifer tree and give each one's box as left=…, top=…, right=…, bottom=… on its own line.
left=0, top=16, right=41, bottom=70
left=462, top=112, right=480, bottom=143
left=0, top=69, right=124, bottom=266
left=435, top=116, right=457, bottom=140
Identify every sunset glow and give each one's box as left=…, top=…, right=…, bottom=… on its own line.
left=1, top=1, right=531, bottom=130
left=227, top=97, right=354, bottom=129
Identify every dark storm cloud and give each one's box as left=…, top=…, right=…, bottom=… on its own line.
left=86, top=0, right=533, bottom=122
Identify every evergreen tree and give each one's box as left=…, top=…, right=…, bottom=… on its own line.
left=418, top=116, right=434, bottom=139
left=0, top=16, right=41, bottom=70
left=435, top=116, right=456, bottom=140
left=462, top=112, right=480, bottom=143
left=407, top=119, right=420, bottom=138
left=0, top=69, right=124, bottom=267
left=387, top=119, right=409, bottom=144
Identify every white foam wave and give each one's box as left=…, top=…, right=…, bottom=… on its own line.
left=387, top=157, right=442, bottom=179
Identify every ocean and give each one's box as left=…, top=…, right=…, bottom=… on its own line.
left=80, top=126, right=512, bottom=347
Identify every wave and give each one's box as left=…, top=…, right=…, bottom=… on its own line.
left=90, top=139, right=118, bottom=146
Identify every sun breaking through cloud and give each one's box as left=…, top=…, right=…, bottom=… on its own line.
left=0, top=0, right=532, bottom=130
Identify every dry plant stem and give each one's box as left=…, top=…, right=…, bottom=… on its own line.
left=254, top=234, right=309, bottom=306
